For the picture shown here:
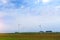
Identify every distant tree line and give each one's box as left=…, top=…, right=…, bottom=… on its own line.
left=40, top=30, right=52, bottom=33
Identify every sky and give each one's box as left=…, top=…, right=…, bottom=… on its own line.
left=0, top=0, right=60, bottom=33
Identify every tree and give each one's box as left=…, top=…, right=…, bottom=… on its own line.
left=46, top=31, right=52, bottom=32
left=15, top=32, right=19, bottom=34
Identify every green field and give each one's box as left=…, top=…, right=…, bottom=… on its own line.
left=0, top=32, right=60, bottom=40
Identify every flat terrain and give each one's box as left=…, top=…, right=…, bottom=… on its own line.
left=0, top=32, right=60, bottom=40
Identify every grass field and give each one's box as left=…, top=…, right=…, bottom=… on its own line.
left=0, top=32, right=60, bottom=40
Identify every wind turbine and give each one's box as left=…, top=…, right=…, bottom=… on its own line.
left=39, top=24, right=44, bottom=32
left=18, top=24, right=20, bottom=32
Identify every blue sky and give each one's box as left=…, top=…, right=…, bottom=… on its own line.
left=0, top=0, right=60, bottom=33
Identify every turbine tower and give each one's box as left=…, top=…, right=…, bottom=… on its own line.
left=18, top=24, right=20, bottom=32
left=39, top=24, right=43, bottom=32
left=39, top=25, right=42, bottom=30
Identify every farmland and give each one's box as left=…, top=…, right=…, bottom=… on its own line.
left=0, top=32, right=60, bottom=40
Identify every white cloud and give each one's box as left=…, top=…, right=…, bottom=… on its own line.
left=56, top=6, right=60, bottom=8
left=42, top=0, right=51, bottom=4
left=42, top=0, right=50, bottom=3
left=1, top=0, right=8, bottom=4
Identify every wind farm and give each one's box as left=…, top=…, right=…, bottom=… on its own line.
left=0, top=0, right=60, bottom=40
left=0, top=24, right=60, bottom=40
